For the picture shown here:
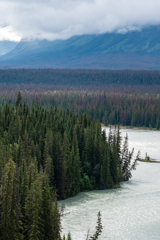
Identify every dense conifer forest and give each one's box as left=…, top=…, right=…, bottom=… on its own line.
left=0, top=84, right=160, bottom=129
left=0, top=69, right=157, bottom=239
left=0, top=92, right=138, bottom=239
left=0, top=69, right=160, bottom=85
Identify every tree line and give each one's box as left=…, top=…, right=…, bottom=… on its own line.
left=0, top=93, right=138, bottom=239
left=0, top=85, right=159, bottom=129
left=0, top=69, right=160, bottom=85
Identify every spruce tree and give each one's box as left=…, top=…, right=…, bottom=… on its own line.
left=40, top=174, right=53, bottom=239
left=71, top=130, right=81, bottom=195
left=15, top=91, right=22, bottom=108
left=0, top=159, right=23, bottom=240
left=24, top=172, right=43, bottom=240
left=89, top=212, right=103, bottom=240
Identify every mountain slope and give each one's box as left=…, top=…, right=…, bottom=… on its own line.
left=0, top=41, right=18, bottom=56
left=0, top=26, right=160, bottom=69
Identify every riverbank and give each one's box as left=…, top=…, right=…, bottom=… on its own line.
left=138, top=159, right=160, bottom=163
left=101, top=124, right=159, bottom=131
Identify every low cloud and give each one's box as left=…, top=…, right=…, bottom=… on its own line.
left=1, top=0, right=160, bottom=41
left=0, top=26, right=21, bottom=41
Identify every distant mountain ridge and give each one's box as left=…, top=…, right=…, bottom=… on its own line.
left=0, top=26, right=160, bottom=69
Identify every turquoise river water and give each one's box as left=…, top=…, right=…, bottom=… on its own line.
left=59, top=129, right=160, bottom=240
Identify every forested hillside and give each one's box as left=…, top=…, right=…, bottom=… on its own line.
left=0, top=69, right=160, bottom=85
left=0, top=84, right=159, bottom=129
left=0, top=94, right=138, bottom=239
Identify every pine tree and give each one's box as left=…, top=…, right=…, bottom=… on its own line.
left=120, top=134, right=138, bottom=181
left=100, top=142, right=112, bottom=189
left=67, top=232, right=72, bottom=240
left=71, top=130, right=81, bottom=195
left=16, top=91, right=22, bottom=108
left=111, top=135, right=118, bottom=184
left=0, top=159, right=23, bottom=240
left=40, top=174, right=53, bottom=239
left=19, top=159, right=29, bottom=217
left=51, top=201, right=62, bottom=240
left=60, top=132, right=70, bottom=199
left=9, top=168, right=23, bottom=240
left=17, top=137, right=23, bottom=166
left=89, top=212, right=103, bottom=240
left=24, top=172, right=43, bottom=240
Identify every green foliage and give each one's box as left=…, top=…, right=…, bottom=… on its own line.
left=0, top=99, right=138, bottom=239
left=1, top=69, right=160, bottom=86
left=15, top=91, right=22, bottom=107
left=0, top=159, right=23, bottom=240
left=89, top=212, right=103, bottom=240
left=67, top=232, right=72, bottom=240
left=81, top=174, right=92, bottom=190
left=0, top=82, right=160, bottom=128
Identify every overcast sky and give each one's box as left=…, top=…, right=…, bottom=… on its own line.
left=1, top=0, right=160, bottom=41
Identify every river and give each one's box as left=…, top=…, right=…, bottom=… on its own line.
left=59, top=128, right=160, bottom=240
